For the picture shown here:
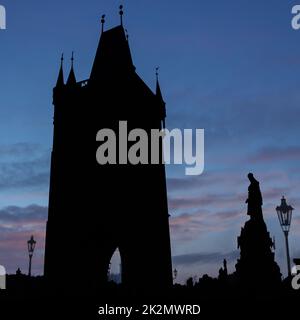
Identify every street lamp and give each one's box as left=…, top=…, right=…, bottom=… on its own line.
left=276, top=197, right=294, bottom=277
left=27, top=235, right=36, bottom=277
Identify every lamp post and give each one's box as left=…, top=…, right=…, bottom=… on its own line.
left=276, top=197, right=294, bottom=277
left=27, top=235, right=36, bottom=277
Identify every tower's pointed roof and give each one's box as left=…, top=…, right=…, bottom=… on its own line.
left=56, top=54, right=64, bottom=87
left=67, top=67, right=76, bottom=86
left=67, top=52, right=77, bottom=86
left=90, top=6, right=134, bottom=81
left=90, top=25, right=134, bottom=82
left=89, top=11, right=159, bottom=103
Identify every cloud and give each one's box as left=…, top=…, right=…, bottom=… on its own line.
left=0, top=143, right=42, bottom=159
left=173, top=250, right=239, bottom=266
left=0, top=143, right=50, bottom=191
left=170, top=209, right=243, bottom=243
left=169, top=195, right=216, bottom=210
left=213, top=210, right=243, bottom=221
left=169, top=192, right=247, bottom=212
left=0, top=204, right=47, bottom=224
left=249, top=146, right=300, bottom=163
left=167, top=173, right=221, bottom=192
left=167, top=177, right=202, bottom=192
left=170, top=211, right=218, bottom=242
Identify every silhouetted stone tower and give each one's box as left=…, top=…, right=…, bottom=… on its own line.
left=235, top=174, right=281, bottom=291
left=44, top=8, right=173, bottom=293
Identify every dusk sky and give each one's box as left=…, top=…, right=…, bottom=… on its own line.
left=0, top=0, right=300, bottom=283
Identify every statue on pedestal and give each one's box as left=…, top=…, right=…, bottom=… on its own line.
left=235, top=173, right=281, bottom=291
left=246, top=173, right=263, bottom=220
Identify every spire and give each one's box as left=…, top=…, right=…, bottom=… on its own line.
left=101, top=14, right=105, bottom=33
left=56, top=53, right=64, bottom=87
left=156, top=67, right=166, bottom=128
left=156, top=67, right=164, bottom=104
left=67, top=51, right=76, bottom=86
left=119, top=5, right=124, bottom=26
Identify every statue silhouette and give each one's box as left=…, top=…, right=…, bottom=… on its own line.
left=245, top=173, right=263, bottom=220
left=236, top=173, right=281, bottom=291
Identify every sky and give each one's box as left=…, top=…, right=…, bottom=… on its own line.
left=0, top=0, right=300, bottom=283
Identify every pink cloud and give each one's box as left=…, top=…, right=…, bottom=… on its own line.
left=249, top=146, right=300, bottom=163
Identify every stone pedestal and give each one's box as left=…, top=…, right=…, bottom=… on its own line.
left=235, top=216, right=281, bottom=290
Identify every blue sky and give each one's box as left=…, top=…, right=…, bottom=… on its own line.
left=0, top=0, right=300, bottom=283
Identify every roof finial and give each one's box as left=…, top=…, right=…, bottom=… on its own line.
left=101, top=14, right=105, bottom=33
left=56, top=53, right=65, bottom=87
left=156, top=66, right=160, bottom=81
left=71, top=51, right=74, bottom=67
left=119, top=5, right=124, bottom=26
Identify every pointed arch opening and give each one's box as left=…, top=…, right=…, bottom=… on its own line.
left=108, top=248, right=122, bottom=284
